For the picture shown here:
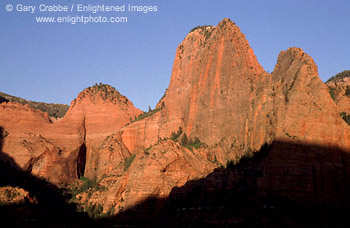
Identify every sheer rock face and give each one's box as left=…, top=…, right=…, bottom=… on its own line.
left=1, top=18, right=350, bottom=214
left=0, top=85, right=142, bottom=184
left=0, top=102, right=77, bottom=183
left=119, top=19, right=350, bottom=162
left=83, top=20, right=350, bottom=212
left=270, top=47, right=350, bottom=149
left=255, top=49, right=350, bottom=204
left=0, top=102, right=50, bottom=169
left=60, top=85, right=142, bottom=180
left=162, top=19, right=267, bottom=147
left=119, top=19, right=272, bottom=162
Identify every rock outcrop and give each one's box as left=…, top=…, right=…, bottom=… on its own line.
left=72, top=19, right=350, bottom=215
left=270, top=48, right=350, bottom=148
left=326, top=70, right=350, bottom=115
left=1, top=18, right=350, bottom=220
left=0, top=84, right=142, bottom=184
left=60, top=84, right=142, bottom=179
left=0, top=186, right=32, bottom=205
left=161, top=19, right=266, bottom=148
left=118, top=19, right=271, bottom=163
left=100, top=140, right=214, bottom=214
left=0, top=91, right=69, bottom=118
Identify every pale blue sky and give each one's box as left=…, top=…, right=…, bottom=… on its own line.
left=1, top=0, right=349, bottom=110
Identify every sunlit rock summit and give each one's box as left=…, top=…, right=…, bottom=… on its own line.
left=1, top=19, right=350, bottom=224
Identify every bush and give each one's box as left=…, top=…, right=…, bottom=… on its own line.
left=124, top=154, right=136, bottom=171
left=85, top=203, right=103, bottom=219
left=181, top=133, right=189, bottom=146
left=340, top=112, right=350, bottom=125
left=346, top=85, right=350, bottom=97
left=69, top=177, right=98, bottom=197
left=189, top=25, right=214, bottom=40
left=130, top=108, right=162, bottom=123
left=189, top=25, right=213, bottom=33
left=84, top=83, right=129, bottom=104
left=328, top=87, right=336, bottom=101
left=169, top=127, right=204, bottom=150
left=182, top=136, right=204, bottom=151
left=170, top=127, right=182, bottom=141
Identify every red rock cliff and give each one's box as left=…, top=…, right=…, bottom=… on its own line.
left=119, top=19, right=272, bottom=163
left=0, top=84, right=142, bottom=184
left=1, top=18, right=350, bottom=217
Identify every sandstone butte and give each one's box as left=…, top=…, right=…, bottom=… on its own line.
left=1, top=18, right=350, bottom=216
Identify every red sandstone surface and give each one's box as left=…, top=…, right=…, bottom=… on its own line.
left=1, top=18, right=350, bottom=219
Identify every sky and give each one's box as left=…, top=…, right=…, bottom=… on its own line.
left=1, top=0, right=349, bottom=111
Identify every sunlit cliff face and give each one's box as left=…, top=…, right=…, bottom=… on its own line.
left=0, top=18, right=350, bottom=220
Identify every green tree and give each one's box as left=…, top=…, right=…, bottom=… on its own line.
left=345, top=85, right=350, bottom=97
left=328, top=87, right=336, bottom=101
left=181, top=133, right=188, bottom=146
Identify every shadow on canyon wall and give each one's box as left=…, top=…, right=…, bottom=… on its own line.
left=1, top=125, right=350, bottom=227
left=101, top=141, right=350, bottom=227
left=0, top=126, right=90, bottom=227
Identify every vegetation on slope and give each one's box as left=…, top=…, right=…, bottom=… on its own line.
left=190, top=25, right=213, bottom=33
left=128, top=107, right=162, bottom=124
left=81, top=83, right=129, bottom=105
left=328, top=86, right=336, bottom=101
left=189, top=25, right=215, bottom=40
left=67, top=177, right=107, bottom=219
left=169, top=127, right=204, bottom=151
left=340, top=112, right=350, bottom=125
left=0, top=92, right=69, bottom=118
left=326, top=70, right=350, bottom=83
left=326, top=70, right=350, bottom=102
left=123, top=154, right=136, bottom=171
